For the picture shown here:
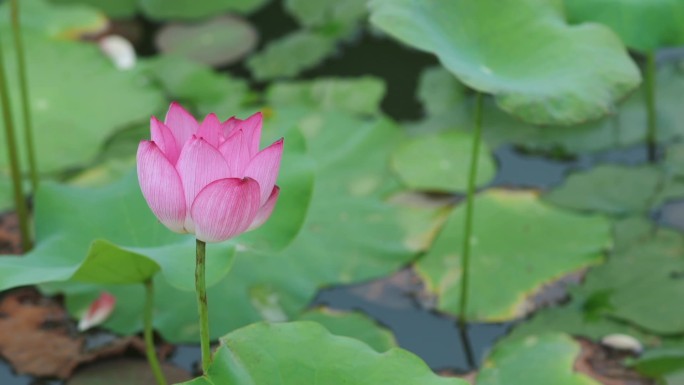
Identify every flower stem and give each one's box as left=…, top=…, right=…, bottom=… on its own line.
left=195, top=239, right=212, bottom=374
left=10, top=0, right=38, bottom=191
left=644, top=51, right=657, bottom=162
left=457, top=92, right=483, bottom=369
left=143, top=279, right=168, bottom=385
left=0, top=26, right=31, bottom=252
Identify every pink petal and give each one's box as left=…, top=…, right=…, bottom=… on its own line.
left=196, top=113, right=222, bottom=148
left=165, top=102, right=198, bottom=149
left=248, top=185, right=280, bottom=231
left=221, top=116, right=239, bottom=138
left=150, top=116, right=180, bottom=165
left=245, top=138, right=284, bottom=206
left=137, top=141, right=187, bottom=233
left=218, top=129, right=250, bottom=177
left=242, top=112, right=263, bottom=157
left=78, top=292, right=116, bottom=331
left=191, top=178, right=261, bottom=242
left=221, top=112, right=263, bottom=157
left=175, top=137, right=230, bottom=231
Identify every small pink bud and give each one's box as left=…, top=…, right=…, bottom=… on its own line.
left=137, top=103, right=283, bottom=243
left=78, top=292, right=116, bottom=331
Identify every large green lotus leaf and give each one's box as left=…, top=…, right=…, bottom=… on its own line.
left=543, top=165, right=663, bottom=216
left=575, top=226, right=684, bottom=334
left=0, top=30, right=165, bottom=174
left=565, top=0, right=684, bottom=52
left=416, top=190, right=611, bottom=322
left=47, top=0, right=137, bottom=18
left=507, top=295, right=655, bottom=345
left=138, top=55, right=250, bottom=118
left=54, top=111, right=418, bottom=342
left=477, top=333, right=601, bottom=385
left=266, top=77, right=386, bottom=116
left=391, top=130, right=496, bottom=193
left=369, top=0, right=640, bottom=125
left=247, top=30, right=336, bottom=81
left=412, top=65, right=684, bottom=155
left=0, top=0, right=107, bottom=38
left=299, top=309, right=397, bottom=352
left=155, top=15, right=258, bottom=67
left=139, top=0, right=269, bottom=20
left=284, top=0, right=366, bottom=37
left=179, top=322, right=463, bottom=385
left=508, top=217, right=668, bottom=345
left=0, top=175, right=235, bottom=290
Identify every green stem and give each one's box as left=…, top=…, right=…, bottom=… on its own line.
left=645, top=51, right=657, bottom=162
left=0, top=27, right=31, bottom=252
left=457, top=92, right=483, bottom=368
left=196, top=239, right=212, bottom=374
left=10, top=0, right=38, bottom=191
left=144, top=279, right=168, bottom=385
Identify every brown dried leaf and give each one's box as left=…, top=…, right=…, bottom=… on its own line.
left=0, top=289, right=172, bottom=379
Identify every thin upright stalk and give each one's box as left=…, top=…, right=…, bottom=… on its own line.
left=195, top=239, right=212, bottom=374
left=457, top=92, right=484, bottom=369
left=10, top=0, right=38, bottom=191
left=644, top=51, right=657, bottom=162
left=143, top=279, right=168, bottom=385
left=0, top=29, right=31, bottom=252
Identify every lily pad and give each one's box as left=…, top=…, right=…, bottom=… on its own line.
left=179, top=322, right=463, bottom=385
left=0, top=30, right=165, bottom=174
left=370, top=0, right=641, bottom=125
left=477, top=333, right=601, bottom=385
left=576, top=226, right=684, bottom=334
left=416, top=189, right=611, bottom=322
left=247, top=30, right=336, bottom=81
left=0, top=0, right=107, bottom=39
left=139, top=55, right=250, bottom=118
left=155, top=15, right=258, bottom=67
left=543, top=165, right=663, bottom=216
left=266, top=77, right=386, bottom=116
left=565, top=0, right=684, bottom=52
left=417, top=67, right=466, bottom=117
left=47, top=0, right=137, bottom=18
left=391, top=130, right=496, bottom=193
left=0, top=174, right=235, bottom=291
left=139, top=0, right=269, bottom=20
left=299, top=308, right=397, bottom=352
left=284, top=0, right=367, bottom=38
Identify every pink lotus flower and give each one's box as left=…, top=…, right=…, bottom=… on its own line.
left=137, top=102, right=283, bottom=243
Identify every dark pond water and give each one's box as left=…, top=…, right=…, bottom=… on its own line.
left=0, top=0, right=673, bottom=383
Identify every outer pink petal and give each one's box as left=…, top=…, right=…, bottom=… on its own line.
left=245, top=138, right=284, bottom=205
left=221, top=112, right=262, bottom=157
left=218, top=129, right=250, bottom=177
left=165, top=102, right=198, bottom=149
left=137, top=141, right=187, bottom=233
left=175, top=137, right=230, bottom=231
left=247, top=185, right=280, bottom=231
left=196, top=113, right=221, bottom=148
left=150, top=116, right=180, bottom=165
left=191, top=178, right=261, bottom=243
